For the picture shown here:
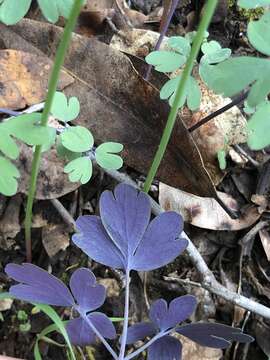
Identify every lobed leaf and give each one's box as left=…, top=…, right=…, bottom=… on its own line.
left=168, top=36, right=191, bottom=57
left=0, top=127, right=19, bottom=159
left=37, top=0, right=74, bottom=23
left=64, top=156, right=93, bottom=184
left=248, top=11, right=270, bottom=56
left=61, top=126, right=94, bottom=152
left=238, top=0, right=270, bottom=8
left=0, top=0, right=31, bottom=25
left=201, top=40, right=231, bottom=64
left=95, top=142, right=123, bottom=170
left=247, top=102, right=270, bottom=149
left=73, top=184, right=187, bottom=271
left=200, top=57, right=270, bottom=107
left=51, top=91, right=80, bottom=122
left=0, top=157, right=20, bottom=196
left=145, top=51, right=186, bottom=72
left=148, top=336, right=182, bottom=360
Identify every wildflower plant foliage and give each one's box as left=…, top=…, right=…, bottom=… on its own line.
left=6, top=184, right=253, bottom=360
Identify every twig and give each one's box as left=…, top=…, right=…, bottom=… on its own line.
left=188, top=91, right=248, bottom=133
left=50, top=198, right=76, bottom=230
left=234, top=144, right=260, bottom=168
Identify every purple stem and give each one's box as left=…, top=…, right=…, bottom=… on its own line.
left=145, top=0, right=179, bottom=81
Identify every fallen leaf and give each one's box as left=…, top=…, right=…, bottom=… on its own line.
left=16, top=144, right=79, bottom=200
left=42, top=223, right=70, bottom=257
left=159, top=182, right=260, bottom=230
left=1, top=19, right=217, bottom=199
left=177, top=334, right=222, bottom=360
left=0, top=49, right=73, bottom=109
left=0, top=298, right=13, bottom=311
left=0, top=194, right=22, bottom=250
left=255, top=321, right=270, bottom=358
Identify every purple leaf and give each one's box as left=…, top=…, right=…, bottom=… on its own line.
left=176, top=323, right=254, bottom=348
left=126, top=322, right=157, bottom=344
left=149, top=296, right=196, bottom=331
left=66, top=312, right=116, bottom=346
left=73, top=216, right=125, bottom=269
left=148, top=336, right=182, bottom=360
left=73, top=184, right=187, bottom=271
left=5, top=263, right=74, bottom=306
left=69, top=268, right=105, bottom=313
left=131, top=212, right=188, bottom=271
left=100, top=183, right=151, bottom=259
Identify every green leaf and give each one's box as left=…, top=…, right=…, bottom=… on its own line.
left=64, top=156, right=93, bottom=184
left=217, top=149, right=227, bottom=170
left=160, top=75, right=201, bottom=111
left=0, top=292, right=14, bottom=300
left=145, top=51, right=186, bottom=72
left=37, top=0, right=74, bottom=23
left=247, top=102, right=270, bottom=149
left=238, top=0, right=270, bottom=8
left=248, top=11, right=270, bottom=56
left=51, top=92, right=80, bottom=122
left=34, top=304, right=75, bottom=360
left=0, top=126, right=19, bottom=159
left=61, top=126, right=94, bottom=152
left=95, top=142, right=123, bottom=170
left=5, top=113, right=52, bottom=146
left=200, top=57, right=270, bottom=107
left=40, top=128, right=57, bottom=153
left=201, top=41, right=231, bottom=64
left=0, top=0, right=31, bottom=25
left=56, top=138, right=82, bottom=161
left=168, top=36, right=191, bottom=56
left=0, top=157, right=20, bottom=196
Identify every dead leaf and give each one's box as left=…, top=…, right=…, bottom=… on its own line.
left=1, top=19, right=217, bottom=199
left=159, top=183, right=260, bottom=230
left=259, top=228, right=270, bottom=261
left=42, top=223, right=70, bottom=257
left=17, top=144, right=79, bottom=200
left=0, top=194, right=22, bottom=250
left=0, top=49, right=73, bottom=109
left=177, top=334, right=222, bottom=360
left=0, top=298, right=13, bottom=311
left=255, top=321, right=270, bottom=358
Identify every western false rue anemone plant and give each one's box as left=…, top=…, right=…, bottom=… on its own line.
left=5, top=184, right=253, bottom=359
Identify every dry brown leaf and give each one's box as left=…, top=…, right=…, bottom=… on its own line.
left=0, top=49, right=73, bottom=109
left=1, top=19, right=218, bottom=200
left=177, top=334, right=222, bottom=360
left=0, top=194, right=22, bottom=250
left=159, top=183, right=260, bottom=230
left=17, top=145, right=79, bottom=200
left=259, top=228, right=270, bottom=261
left=42, top=223, right=70, bottom=257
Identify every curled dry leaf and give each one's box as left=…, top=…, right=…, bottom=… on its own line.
left=259, top=228, right=270, bottom=262
left=0, top=49, right=73, bottom=109
left=159, top=183, right=260, bottom=230
left=2, top=19, right=217, bottom=199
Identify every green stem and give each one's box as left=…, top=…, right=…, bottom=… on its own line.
left=24, top=0, right=84, bottom=262
left=143, top=0, right=218, bottom=194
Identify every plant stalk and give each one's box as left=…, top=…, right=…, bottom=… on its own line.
left=24, top=0, right=84, bottom=262
left=143, top=0, right=218, bottom=194
left=119, top=271, right=130, bottom=360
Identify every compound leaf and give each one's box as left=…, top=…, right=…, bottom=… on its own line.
left=61, top=126, right=94, bottom=152
left=247, top=102, right=270, bottom=150
left=145, top=51, right=186, bottom=72
left=0, top=156, right=20, bottom=196
left=0, top=0, right=31, bottom=25
left=64, top=156, right=93, bottom=184
left=51, top=91, right=80, bottom=122
left=201, top=40, right=231, bottom=64
left=248, top=11, right=270, bottom=56
left=95, top=142, right=123, bottom=170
